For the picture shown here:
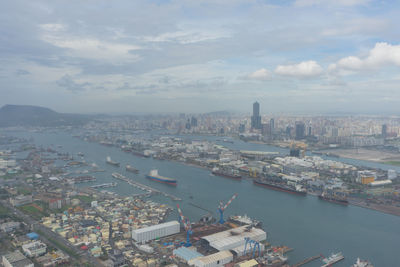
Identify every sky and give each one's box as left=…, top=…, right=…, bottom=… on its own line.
left=1, top=0, right=400, bottom=114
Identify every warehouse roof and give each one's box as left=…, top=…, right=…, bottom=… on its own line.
left=133, top=220, right=179, bottom=234
left=173, top=247, right=203, bottom=262
left=192, top=251, right=232, bottom=265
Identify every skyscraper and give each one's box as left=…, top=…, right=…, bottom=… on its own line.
left=295, top=121, right=305, bottom=140
left=251, top=102, right=262, bottom=129
left=270, top=118, right=275, bottom=134
left=382, top=124, right=387, bottom=138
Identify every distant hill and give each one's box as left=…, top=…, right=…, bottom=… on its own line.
left=0, top=105, right=91, bottom=127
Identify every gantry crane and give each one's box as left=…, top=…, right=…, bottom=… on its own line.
left=177, top=204, right=193, bottom=247
left=217, top=193, right=238, bottom=224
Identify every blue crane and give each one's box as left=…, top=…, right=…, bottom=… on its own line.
left=177, top=204, right=193, bottom=247
left=217, top=193, right=238, bottom=224
left=244, top=237, right=261, bottom=258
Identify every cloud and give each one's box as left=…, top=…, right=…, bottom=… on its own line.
left=294, top=0, right=370, bottom=7
left=16, top=69, right=30, bottom=75
left=275, top=61, right=323, bottom=78
left=56, top=74, right=90, bottom=92
left=244, top=68, right=271, bottom=80
left=329, top=42, right=400, bottom=72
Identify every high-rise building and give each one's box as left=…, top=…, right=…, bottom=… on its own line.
left=190, top=116, right=198, bottom=127
left=251, top=102, right=262, bottom=129
left=382, top=124, right=387, bottom=138
left=270, top=118, right=275, bottom=134
left=295, top=121, right=305, bottom=140
left=239, top=123, right=245, bottom=133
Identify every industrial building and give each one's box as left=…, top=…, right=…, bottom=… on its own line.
left=173, top=246, right=204, bottom=263
left=2, top=251, right=34, bottom=267
left=188, top=250, right=233, bottom=267
left=201, top=226, right=267, bottom=251
left=132, top=221, right=180, bottom=243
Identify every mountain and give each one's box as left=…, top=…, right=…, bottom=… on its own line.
left=0, top=105, right=91, bottom=127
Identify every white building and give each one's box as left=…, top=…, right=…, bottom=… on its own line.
left=22, top=241, right=47, bottom=257
left=201, top=226, right=266, bottom=251
left=0, top=222, right=20, bottom=233
left=0, top=159, right=16, bottom=169
left=132, top=221, right=180, bottom=243
left=188, top=251, right=233, bottom=267
left=388, top=169, right=397, bottom=180
left=2, top=251, right=34, bottom=267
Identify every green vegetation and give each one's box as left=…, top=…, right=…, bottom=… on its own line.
left=383, top=161, right=400, bottom=166
left=18, top=202, right=49, bottom=220
left=74, top=195, right=94, bottom=204
left=16, top=186, right=32, bottom=195
left=0, top=204, right=10, bottom=217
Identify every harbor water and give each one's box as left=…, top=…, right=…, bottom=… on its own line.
left=8, top=130, right=400, bottom=266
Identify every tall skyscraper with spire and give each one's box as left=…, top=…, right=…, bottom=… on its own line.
left=251, top=101, right=262, bottom=129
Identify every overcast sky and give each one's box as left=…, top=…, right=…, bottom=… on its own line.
left=1, top=0, right=400, bottom=114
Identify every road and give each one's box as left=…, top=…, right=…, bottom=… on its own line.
left=1, top=200, right=102, bottom=266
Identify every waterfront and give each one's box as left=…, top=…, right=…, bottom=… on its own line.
left=8, top=130, right=400, bottom=266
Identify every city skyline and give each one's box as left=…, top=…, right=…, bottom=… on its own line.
left=1, top=1, right=400, bottom=114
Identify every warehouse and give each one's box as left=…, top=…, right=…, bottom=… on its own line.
left=173, top=246, right=203, bottom=263
left=201, top=226, right=266, bottom=251
left=188, top=251, right=233, bottom=267
left=132, top=221, right=180, bottom=243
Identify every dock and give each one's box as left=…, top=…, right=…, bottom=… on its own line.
left=111, top=172, right=182, bottom=201
left=90, top=182, right=117, bottom=189
left=291, top=254, right=321, bottom=267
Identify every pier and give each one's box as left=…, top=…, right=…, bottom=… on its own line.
left=291, top=254, right=321, bottom=267
left=111, top=173, right=182, bottom=201
left=90, top=182, right=117, bottom=189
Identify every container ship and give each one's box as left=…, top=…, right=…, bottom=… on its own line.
left=318, top=191, right=349, bottom=205
left=125, top=164, right=139, bottom=173
left=211, top=167, right=242, bottom=180
left=321, top=252, right=344, bottom=267
left=106, top=156, right=120, bottom=167
left=253, top=177, right=306, bottom=195
left=146, top=169, right=177, bottom=186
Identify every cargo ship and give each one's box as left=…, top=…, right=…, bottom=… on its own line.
left=321, top=252, right=344, bottom=267
left=229, top=214, right=262, bottom=227
left=146, top=169, right=177, bottom=186
left=211, top=167, right=242, bottom=180
left=253, top=177, right=306, bottom=195
left=125, top=164, right=139, bottom=173
left=318, top=191, right=348, bottom=205
left=106, top=156, right=120, bottom=167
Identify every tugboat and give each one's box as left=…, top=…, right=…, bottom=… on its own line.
left=106, top=156, right=120, bottom=167
left=321, top=252, right=344, bottom=267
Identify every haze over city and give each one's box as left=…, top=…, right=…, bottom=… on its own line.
left=1, top=0, right=400, bottom=114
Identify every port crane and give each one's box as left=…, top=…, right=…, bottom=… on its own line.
left=217, top=193, right=238, bottom=224
left=177, top=204, right=193, bottom=247
left=244, top=237, right=261, bottom=258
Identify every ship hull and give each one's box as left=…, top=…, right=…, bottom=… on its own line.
left=146, top=175, right=177, bottom=186
left=321, top=256, right=344, bottom=267
left=212, top=171, right=242, bottom=180
left=318, top=195, right=349, bottom=206
left=253, top=180, right=306, bottom=195
left=106, top=161, right=120, bottom=167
